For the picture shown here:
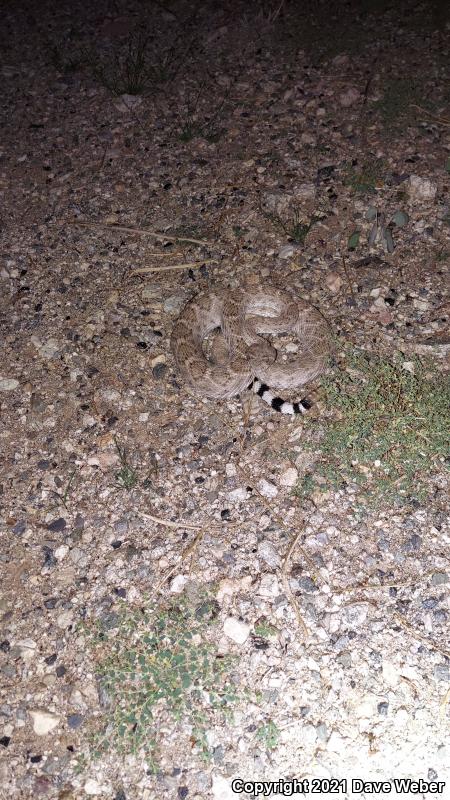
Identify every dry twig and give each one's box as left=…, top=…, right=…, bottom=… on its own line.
left=66, top=220, right=214, bottom=246
left=129, top=259, right=217, bottom=275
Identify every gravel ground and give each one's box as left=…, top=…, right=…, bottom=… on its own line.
left=0, top=2, right=449, bottom=799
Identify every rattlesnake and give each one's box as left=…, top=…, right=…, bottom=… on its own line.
left=171, top=285, right=331, bottom=414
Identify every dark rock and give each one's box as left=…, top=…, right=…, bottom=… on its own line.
left=402, top=533, right=422, bottom=552
left=67, top=713, right=83, bottom=729
left=47, top=518, right=66, bottom=533
left=431, top=572, right=448, bottom=586
left=434, top=664, right=450, bottom=681
left=42, top=546, right=56, bottom=568
left=73, top=514, right=84, bottom=531
left=297, top=576, right=318, bottom=593
left=152, top=362, right=168, bottom=379
left=12, top=520, right=26, bottom=535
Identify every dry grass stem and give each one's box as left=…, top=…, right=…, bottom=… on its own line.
left=130, top=259, right=217, bottom=275
left=66, top=220, right=214, bottom=246
left=153, top=527, right=206, bottom=594
left=341, top=253, right=356, bottom=301
left=140, top=511, right=239, bottom=529
left=394, top=612, right=450, bottom=659
left=410, top=105, right=450, bottom=126
left=281, top=529, right=309, bottom=638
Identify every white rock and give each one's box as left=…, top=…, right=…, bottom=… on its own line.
left=39, top=338, right=60, bottom=359
left=56, top=610, right=74, bottom=628
left=29, top=709, right=60, bottom=735
left=0, top=378, right=19, bottom=391
left=382, top=661, right=400, bottom=687
left=402, top=361, right=415, bottom=375
left=407, top=175, right=437, bottom=202
left=223, top=616, right=250, bottom=644
left=257, top=541, right=281, bottom=568
left=301, top=723, right=317, bottom=745
left=342, top=602, right=369, bottom=627
left=339, top=87, right=361, bottom=107
left=227, top=487, right=248, bottom=502
left=278, top=244, right=296, bottom=260
left=301, top=132, right=316, bottom=146
left=16, top=639, right=37, bottom=661
left=225, top=462, right=237, bottom=477
left=325, top=271, right=343, bottom=294
left=217, top=578, right=240, bottom=600
left=114, top=94, right=143, bottom=112
left=355, top=696, right=378, bottom=718
left=169, top=574, right=188, bottom=594
left=279, top=467, right=298, bottom=487
left=258, top=574, right=280, bottom=597
left=212, top=775, right=235, bottom=800
left=298, top=182, right=316, bottom=199
left=326, top=730, right=348, bottom=753
left=84, top=778, right=110, bottom=796
left=258, top=479, right=278, bottom=499
left=395, top=708, right=409, bottom=726
left=163, top=294, right=186, bottom=314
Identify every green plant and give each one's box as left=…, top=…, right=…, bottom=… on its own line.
left=256, top=719, right=280, bottom=750
left=88, top=31, right=197, bottom=96
left=49, top=42, right=84, bottom=74
left=295, top=349, right=449, bottom=508
left=84, top=596, right=240, bottom=769
left=254, top=620, right=277, bottom=638
left=372, top=78, right=423, bottom=129
left=114, top=438, right=139, bottom=490
left=48, top=468, right=77, bottom=511
left=263, top=206, right=320, bottom=244
left=176, top=77, right=235, bottom=143
left=344, top=158, right=385, bottom=193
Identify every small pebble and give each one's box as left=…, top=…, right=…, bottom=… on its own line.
left=0, top=378, right=19, bottom=391
left=223, top=617, right=250, bottom=644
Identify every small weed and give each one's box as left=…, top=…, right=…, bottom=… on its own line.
left=254, top=620, right=277, bottom=638
left=83, top=595, right=240, bottom=768
left=264, top=206, right=319, bottom=244
left=256, top=720, right=280, bottom=750
left=88, top=31, right=197, bottom=96
left=294, top=472, right=317, bottom=502
left=345, top=158, right=385, bottom=193
left=232, top=225, right=248, bottom=238
left=48, top=468, right=77, bottom=511
left=295, top=349, right=449, bottom=508
left=50, top=43, right=84, bottom=74
left=176, top=78, right=234, bottom=143
left=372, top=78, right=423, bottom=130
left=114, top=438, right=139, bottom=491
